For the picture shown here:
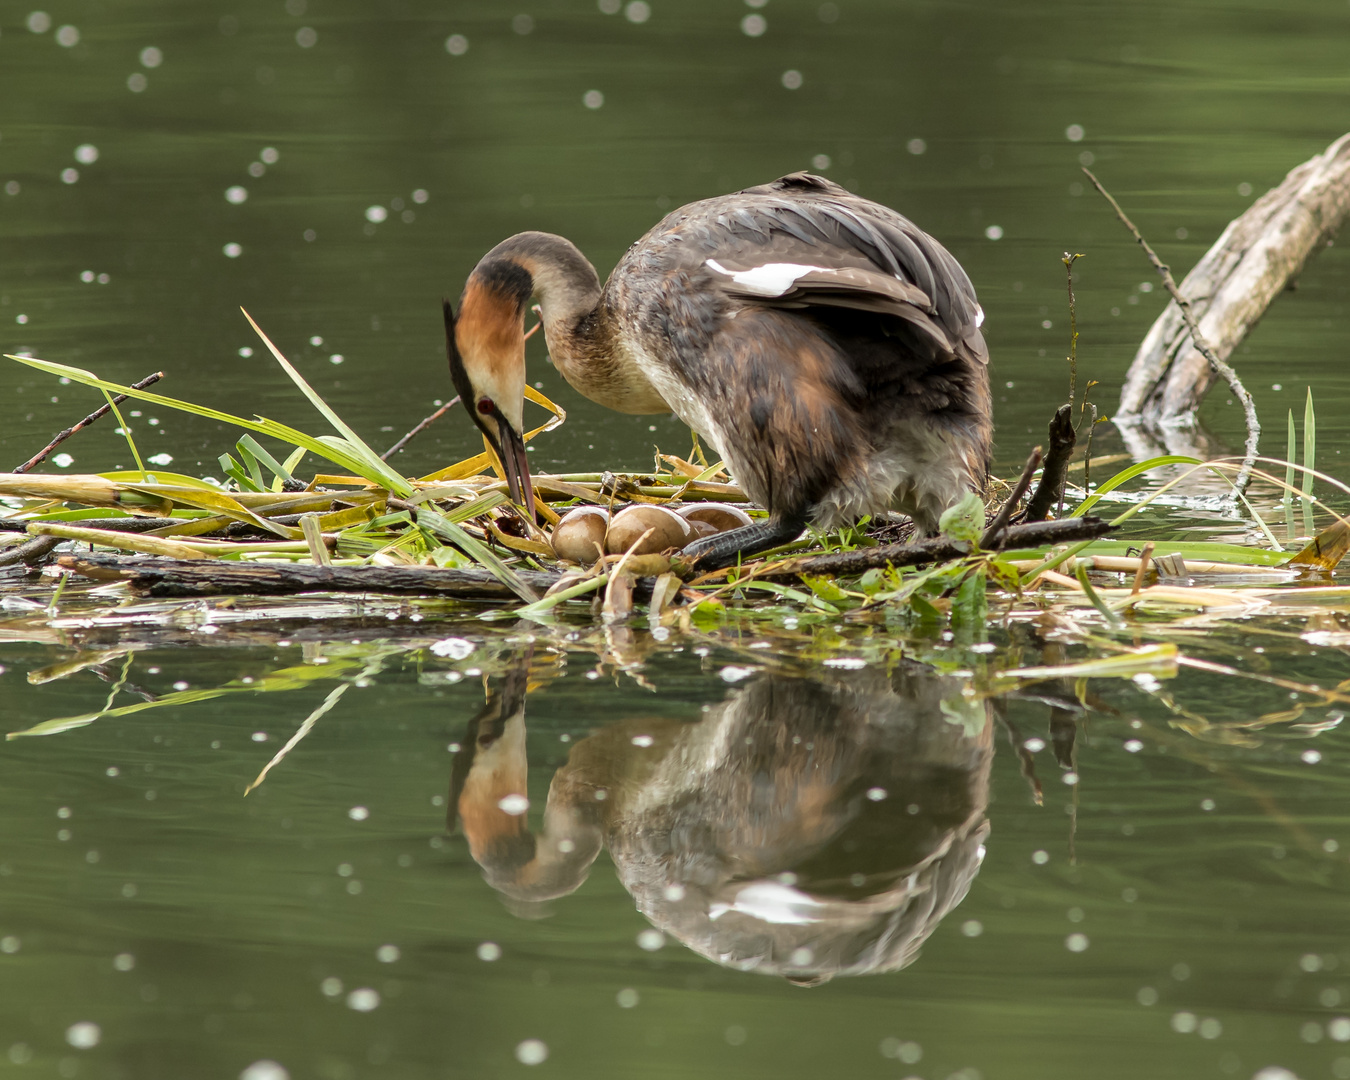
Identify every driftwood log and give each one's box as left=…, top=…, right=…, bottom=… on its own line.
left=1117, top=132, right=1350, bottom=424
left=55, top=517, right=1114, bottom=600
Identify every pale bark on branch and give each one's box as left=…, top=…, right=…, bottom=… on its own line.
left=1117, top=132, right=1350, bottom=423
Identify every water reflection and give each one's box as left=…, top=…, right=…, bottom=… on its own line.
left=453, top=660, right=991, bottom=983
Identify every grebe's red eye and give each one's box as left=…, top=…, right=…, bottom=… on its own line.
left=477, top=397, right=495, bottom=415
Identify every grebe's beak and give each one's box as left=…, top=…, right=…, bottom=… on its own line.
left=444, top=294, right=537, bottom=522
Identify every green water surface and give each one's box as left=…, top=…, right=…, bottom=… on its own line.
left=4, top=1, right=1350, bottom=1078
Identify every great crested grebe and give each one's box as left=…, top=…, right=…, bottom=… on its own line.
left=445, top=172, right=992, bottom=568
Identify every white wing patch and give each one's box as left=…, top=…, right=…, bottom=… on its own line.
left=706, top=258, right=831, bottom=297
left=975, top=305, right=985, bottom=328
left=707, top=881, right=826, bottom=925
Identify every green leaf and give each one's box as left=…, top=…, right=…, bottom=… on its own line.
left=949, top=567, right=987, bottom=640
left=938, top=491, right=985, bottom=545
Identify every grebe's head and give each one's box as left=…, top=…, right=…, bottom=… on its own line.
left=445, top=254, right=534, bottom=516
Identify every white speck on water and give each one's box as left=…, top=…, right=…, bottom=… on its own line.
left=1133, top=673, right=1162, bottom=691
left=1301, top=953, right=1323, bottom=972
left=430, top=637, right=474, bottom=659
left=512, top=13, right=535, bottom=34
left=365, top=205, right=388, bottom=223
left=1201, top=798, right=1216, bottom=811
left=781, top=69, right=802, bottom=89
left=476, top=942, right=501, bottom=962
left=1238, top=182, right=1254, bottom=196
left=724, top=1025, right=747, bottom=1046
left=376, top=945, right=400, bottom=963
left=27, top=11, right=52, bottom=33
left=329, top=354, right=344, bottom=364
left=741, top=13, right=766, bottom=35
left=309, top=335, right=323, bottom=346
left=238, top=346, right=254, bottom=358
left=55, top=23, right=79, bottom=45
left=75, top=144, right=99, bottom=165
left=1325, top=839, right=1341, bottom=853
left=1065, top=123, right=1085, bottom=142
left=1023, top=737, right=1046, bottom=752
left=1079, top=150, right=1095, bottom=166
left=719, top=665, right=757, bottom=683
left=223, top=243, right=242, bottom=258
left=823, top=656, right=867, bottom=669
left=1066, top=933, right=1089, bottom=952
left=1171, top=1011, right=1197, bottom=1034
left=447, top=742, right=461, bottom=753
left=1272, top=383, right=1283, bottom=391
left=172, top=681, right=189, bottom=691
left=261, top=147, right=280, bottom=164
left=625, top=1, right=650, bottom=22
left=907, top=137, right=927, bottom=155
left=295, top=26, right=317, bottom=47
left=113, top=953, right=135, bottom=971
left=497, top=794, right=529, bottom=816
left=599, top=0, right=621, bottom=11
left=81, top=270, right=95, bottom=282
left=1124, top=739, right=1143, bottom=752
left=1172, top=962, right=1191, bottom=980
left=1032, top=850, right=1049, bottom=865
left=61, top=168, right=79, bottom=184
left=636, top=929, right=665, bottom=952
left=866, top=787, right=887, bottom=801
left=140, top=46, right=163, bottom=68
left=65, top=1023, right=100, bottom=1049
left=52, top=453, right=75, bottom=468
left=984, top=225, right=1004, bottom=240
left=0, top=937, right=19, bottom=954
left=320, top=977, right=342, bottom=996
left=1329, top=1017, right=1350, bottom=1041
left=515, top=1039, right=548, bottom=1065
left=1302, top=749, right=1322, bottom=764
left=583, top=89, right=604, bottom=109
left=1199, top=1018, right=1222, bottom=1039
left=348, top=806, right=369, bottom=821
left=1137, top=986, right=1158, bottom=1005
left=617, top=988, right=639, bottom=1008
left=1042, top=319, right=1053, bottom=329
left=1302, top=1022, right=1324, bottom=1043
left=251, top=731, right=268, bottom=743
left=961, top=920, right=983, bottom=937
left=812, top=154, right=831, bottom=170
left=879, top=1038, right=923, bottom=1064
left=147, top=453, right=173, bottom=465
left=1063, top=772, right=1079, bottom=785
left=127, top=72, right=148, bottom=92
left=226, top=186, right=248, bottom=204
left=631, top=734, right=654, bottom=748
left=1252, top=1069, right=1300, bottom=1080
left=345, top=988, right=379, bottom=1011
left=445, top=33, right=468, bottom=54
left=240, top=1062, right=289, bottom=1080
left=412, top=188, right=429, bottom=204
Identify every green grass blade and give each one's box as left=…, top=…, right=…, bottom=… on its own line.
left=6, top=354, right=384, bottom=482
left=1070, top=455, right=1200, bottom=518
left=1303, top=387, right=1316, bottom=538
left=1286, top=409, right=1297, bottom=539
left=415, top=507, right=539, bottom=603
left=240, top=309, right=412, bottom=496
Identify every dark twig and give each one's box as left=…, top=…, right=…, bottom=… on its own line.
left=1082, top=168, right=1260, bottom=494
left=380, top=397, right=460, bottom=461
left=14, top=371, right=165, bottom=474
left=777, top=517, right=1113, bottom=578
left=1063, top=252, right=1084, bottom=408
left=0, top=534, right=60, bottom=567
left=981, top=447, right=1042, bottom=548
left=1023, top=406, right=1077, bottom=522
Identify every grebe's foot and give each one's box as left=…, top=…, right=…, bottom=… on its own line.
left=680, top=517, right=806, bottom=571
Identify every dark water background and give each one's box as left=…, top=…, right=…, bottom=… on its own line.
left=3, top=1, right=1350, bottom=1078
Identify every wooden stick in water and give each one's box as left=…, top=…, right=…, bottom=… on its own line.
left=13, top=371, right=164, bottom=474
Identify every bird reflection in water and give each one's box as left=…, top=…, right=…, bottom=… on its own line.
left=450, top=661, right=991, bottom=984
